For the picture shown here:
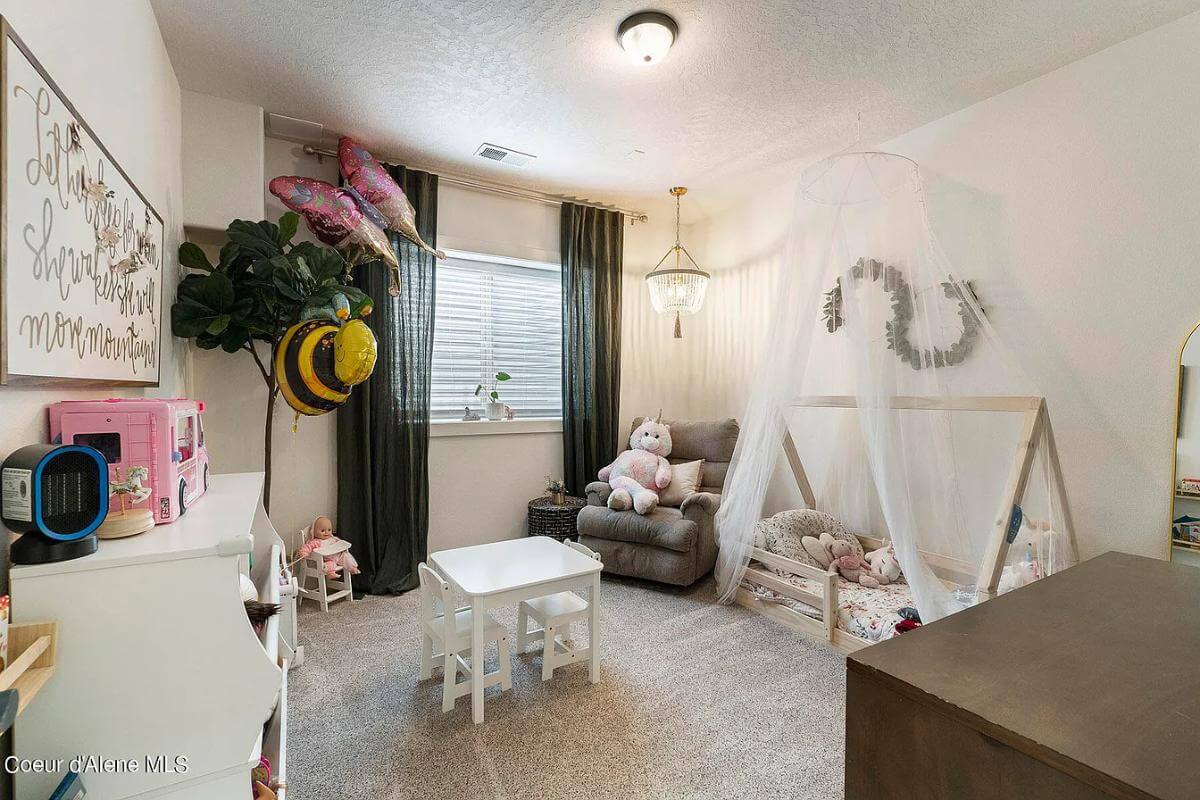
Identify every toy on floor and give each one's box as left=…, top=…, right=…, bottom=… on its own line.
left=295, top=516, right=360, bottom=578
left=598, top=414, right=673, bottom=515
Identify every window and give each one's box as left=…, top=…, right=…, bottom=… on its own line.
left=431, top=251, right=562, bottom=420
left=73, top=432, right=122, bottom=463
left=176, top=414, right=196, bottom=463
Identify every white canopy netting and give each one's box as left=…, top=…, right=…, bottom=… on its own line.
left=714, top=152, right=1077, bottom=623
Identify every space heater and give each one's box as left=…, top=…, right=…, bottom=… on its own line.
left=1, top=444, right=108, bottom=564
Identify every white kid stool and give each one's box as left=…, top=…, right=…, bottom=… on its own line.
left=418, top=562, right=512, bottom=712
left=296, top=529, right=355, bottom=612
left=517, top=540, right=600, bottom=681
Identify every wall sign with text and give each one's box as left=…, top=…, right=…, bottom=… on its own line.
left=1, top=18, right=164, bottom=386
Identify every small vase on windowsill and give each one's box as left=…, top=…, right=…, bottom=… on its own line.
left=484, top=401, right=505, bottom=421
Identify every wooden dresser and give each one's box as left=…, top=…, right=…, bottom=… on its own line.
left=846, top=551, right=1200, bottom=800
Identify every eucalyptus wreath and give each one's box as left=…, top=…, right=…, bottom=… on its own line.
left=821, top=258, right=983, bottom=370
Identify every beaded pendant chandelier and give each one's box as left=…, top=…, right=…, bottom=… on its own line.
left=645, top=186, right=710, bottom=338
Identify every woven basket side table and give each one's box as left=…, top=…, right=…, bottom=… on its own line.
left=527, top=495, right=587, bottom=541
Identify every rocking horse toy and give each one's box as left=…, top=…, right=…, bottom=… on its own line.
left=96, top=465, right=155, bottom=539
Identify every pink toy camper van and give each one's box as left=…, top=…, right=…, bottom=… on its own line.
left=49, top=399, right=210, bottom=524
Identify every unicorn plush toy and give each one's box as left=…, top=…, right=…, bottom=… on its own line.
left=598, top=414, right=673, bottom=515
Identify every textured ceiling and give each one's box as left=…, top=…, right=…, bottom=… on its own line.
left=151, top=0, right=1200, bottom=218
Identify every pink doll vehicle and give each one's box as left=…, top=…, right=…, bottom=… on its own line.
left=49, top=398, right=211, bottom=524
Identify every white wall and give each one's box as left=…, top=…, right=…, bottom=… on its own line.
left=181, top=90, right=264, bottom=229
left=438, top=182, right=559, bottom=264
left=192, top=139, right=568, bottom=550
left=0, top=2, right=185, bottom=463
left=673, top=11, right=1200, bottom=562
left=619, top=214, right=717, bottom=433
left=191, top=137, right=339, bottom=546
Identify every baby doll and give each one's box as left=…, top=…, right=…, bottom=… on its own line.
left=598, top=414, right=673, bottom=515
left=295, top=515, right=360, bottom=578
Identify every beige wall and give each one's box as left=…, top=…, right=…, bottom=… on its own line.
left=181, top=90, right=264, bottom=230
left=0, top=1, right=185, bottom=461
left=191, top=137, right=339, bottom=546
left=669, top=11, right=1200, bottom=562
left=619, top=214, right=714, bottom=434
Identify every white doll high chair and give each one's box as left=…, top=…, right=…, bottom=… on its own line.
left=295, top=525, right=356, bottom=611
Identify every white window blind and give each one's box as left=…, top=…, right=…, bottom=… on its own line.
left=431, top=253, right=562, bottom=420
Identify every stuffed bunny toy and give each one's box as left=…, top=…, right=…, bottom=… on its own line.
left=801, top=531, right=870, bottom=583
left=598, top=414, right=673, bottom=515
left=860, top=540, right=902, bottom=589
left=803, top=531, right=902, bottom=589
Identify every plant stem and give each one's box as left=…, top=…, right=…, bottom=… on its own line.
left=245, top=342, right=270, bottom=384
left=247, top=341, right=278, bottom=514
left=264, top=379, right=276, bottom=514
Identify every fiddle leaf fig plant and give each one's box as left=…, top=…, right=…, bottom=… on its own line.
left=171, top=212, right=374, bottom=511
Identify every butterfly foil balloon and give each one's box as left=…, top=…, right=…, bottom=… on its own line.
left=338, top=136, right=446, bottom=261
left=268, top=176, right=403, bottom=296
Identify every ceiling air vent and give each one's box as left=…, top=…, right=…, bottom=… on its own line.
left=474, top=143, right=535, bottom=167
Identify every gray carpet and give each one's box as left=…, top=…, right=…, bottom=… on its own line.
left=288, top=576, right=846, bottom=799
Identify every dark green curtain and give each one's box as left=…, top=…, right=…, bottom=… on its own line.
left=561, top=203, right=624, bottom=496
left=337, top=166, right=437, bottom=594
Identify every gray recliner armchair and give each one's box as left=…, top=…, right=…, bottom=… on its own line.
left=577, top=418, right=739, bottom=587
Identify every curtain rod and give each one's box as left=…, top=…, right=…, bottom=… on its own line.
left=300, top=145, right=648, bottom=223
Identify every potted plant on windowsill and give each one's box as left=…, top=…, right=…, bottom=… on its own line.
left=475, top=371, right=511, bottom=420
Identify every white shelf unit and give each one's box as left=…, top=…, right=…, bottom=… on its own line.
left=11, top=472, right=290, bottom=799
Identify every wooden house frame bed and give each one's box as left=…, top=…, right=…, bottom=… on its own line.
left=734, top=395, right=1080, bottom=654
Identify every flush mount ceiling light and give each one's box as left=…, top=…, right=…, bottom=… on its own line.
left=617, top=11, right=678, bottom=66
left=645, top=187, right=710, bottom=338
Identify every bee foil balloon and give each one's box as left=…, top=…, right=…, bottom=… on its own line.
left=333, top=319, right=377, bottom=386
left=275, top=320, right=378, bottom=417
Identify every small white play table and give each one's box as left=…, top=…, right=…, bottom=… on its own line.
left=429, top=536, right=603, bottom=723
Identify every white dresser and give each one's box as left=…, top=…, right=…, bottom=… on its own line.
left=11, top=472, right=290, bottom=799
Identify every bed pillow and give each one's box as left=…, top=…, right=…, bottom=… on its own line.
left=759, top=509, right=863, bottom=571
left=659, top=460, right=704, bottom=507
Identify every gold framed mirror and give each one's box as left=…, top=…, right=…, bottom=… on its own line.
left=1170, top=321, right=1200, bottom=566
